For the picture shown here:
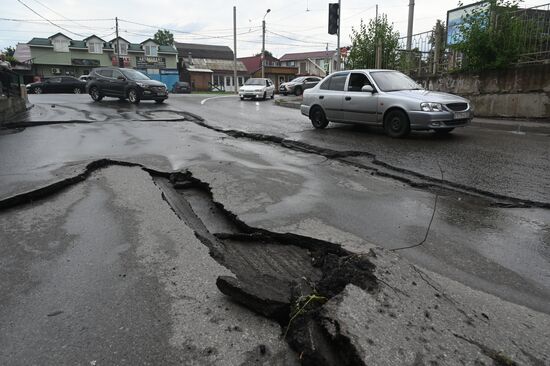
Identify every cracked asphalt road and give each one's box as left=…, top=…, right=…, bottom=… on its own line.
left=1, top=94, right=549, bottom=364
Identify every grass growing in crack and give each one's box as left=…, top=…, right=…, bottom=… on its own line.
left=283, top=294, right=327, bottom=339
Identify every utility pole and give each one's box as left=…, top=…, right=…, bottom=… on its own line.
left=115, top=17, right=121, bottom=67
left=261, top=19, right=266, bottom=78
left=233, top=6, right=237, bottom=93
left=336, top=0, right=341, bottom=71
left=375, top=4, right=381, bottom=68
left=261, top=9, right=271, bottom=78
left=406, top=0, right=415, bottom=51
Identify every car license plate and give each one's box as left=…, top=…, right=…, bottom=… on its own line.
left=454, top=111, right=469, bottom=119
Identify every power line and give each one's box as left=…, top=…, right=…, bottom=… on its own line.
left=0, top=17, right=114, bottom=22
left=266, top=30, right=332, bottom=46
left=29, top=0, right=108, bottom=32
left=15, top=0, right=86, bottom=37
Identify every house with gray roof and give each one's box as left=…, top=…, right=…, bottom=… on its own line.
left=175, top=42, right=247, bottom=92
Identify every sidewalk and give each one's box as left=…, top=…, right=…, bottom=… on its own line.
left=274, top=96, right=550, bottom=134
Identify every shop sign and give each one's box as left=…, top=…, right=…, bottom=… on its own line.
left=136, top=56, right=166, bottom=68
left=111, top=56, right=131, bottom=67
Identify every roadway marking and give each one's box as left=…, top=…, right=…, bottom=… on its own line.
left=200, top=95, right=238, bottom=105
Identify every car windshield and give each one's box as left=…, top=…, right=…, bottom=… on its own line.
left=245, top=79, right=265, bottom=86
left=370, top=71, right=423, bottom=92
left=121, top=69, right=150, bottom=81
left=290, top=77, right=305, bottom=83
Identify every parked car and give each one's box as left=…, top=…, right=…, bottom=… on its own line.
left=238, top=78, right=275, bottom=100
left=86, top=67, right=168, bottom=104
left=26, top=76, right=86, bottom=94
left=171, top=81, right=191, bottom=94
left=79, top=75, right=90, bottom=82
left=279, top=76, right=322, bottom=96
left=301, top=69, right=473, bottom=138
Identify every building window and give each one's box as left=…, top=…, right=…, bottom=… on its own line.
left=288, top=61, right=295, bottom=66
left=115, top=43, right=128, bottom=56
left=53, top=39, right=69, bottom=52
left=145, top=45, right=158, bottom=57
left=88, top=42, right=103, bottom=54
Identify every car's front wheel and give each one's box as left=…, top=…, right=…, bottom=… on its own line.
left=262, top=92, right=267, bottom=100
left=434, top=128, right=454, bottom=135
left=33, top=87, right=42, bottom=94
left=270, top=92, right=274, bottom=99
left=89, top=86, right=103, bottom=101
left=155, top=99, right=165, bottom=104
left=384, top=109, right=411, bottom=138
left=310, top=106, right=329, bottom=129
left=73, top=88, right=81, bottom=94
left=128, top=89, right=140, bottom=104
left=294, top=87, right=302, bottom=96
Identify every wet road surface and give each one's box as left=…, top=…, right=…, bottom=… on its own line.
left=1, top=94, right=549, bottom=363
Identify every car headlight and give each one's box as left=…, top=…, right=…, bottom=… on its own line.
left=420, top=102, right=444, bottom=112
left=26, top=84, right=31, bottom=88
left=137, top=82, right=149, bottom=88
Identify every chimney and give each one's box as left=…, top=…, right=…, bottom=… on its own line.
left=187, top=52, right=193, bottom=65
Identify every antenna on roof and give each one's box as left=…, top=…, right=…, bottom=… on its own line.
left=306, top=0, right=310, bottom=12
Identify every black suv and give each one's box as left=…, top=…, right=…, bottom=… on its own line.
left=86, top=67, right=168, bottom=104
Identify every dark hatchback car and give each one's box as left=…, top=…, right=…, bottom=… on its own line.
left=171, top=81, right=191, bottom=94
left=86, top=67, right=168, bottom=104
left=26, top=76, right=86, bottom=94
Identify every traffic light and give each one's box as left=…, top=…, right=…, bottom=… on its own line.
left=328, top=3, right=339, bottom=35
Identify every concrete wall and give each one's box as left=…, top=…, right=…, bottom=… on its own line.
left=0, top=95, right=26, bottom=124
left=417, top=64, right=550, bottom=119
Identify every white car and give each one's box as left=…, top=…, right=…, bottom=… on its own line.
left=239, top=78, right=275, bottom=100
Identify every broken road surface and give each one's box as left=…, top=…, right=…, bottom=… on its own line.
left=0, top=94, right=549, bottom=364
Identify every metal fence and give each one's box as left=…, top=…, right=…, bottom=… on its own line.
left=504, top=3, right=550, bottom=64
left=394, top=30, right=454, bottom=77
left=386, top=2, right=550, bottom=76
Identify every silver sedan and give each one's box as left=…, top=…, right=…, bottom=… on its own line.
left=301, top=69, right=473, bottom=137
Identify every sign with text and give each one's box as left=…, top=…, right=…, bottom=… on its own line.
left=136, top=56, right=166, bottom=69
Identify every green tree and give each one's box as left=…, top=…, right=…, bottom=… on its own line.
left=255, top=50, right=273, bottom=58
left=347, top=15, right=400, bottom=69
left=153, top=29, right=174, bottom=45
left=3, top=46, right=15, bottom=57
left=427, top=20, right=447, bottom=72
left=451, top=0, right=538, bottom=70
left=3, top=46, right=17, bottom=64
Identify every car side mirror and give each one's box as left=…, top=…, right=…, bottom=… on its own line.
left=361, top=85, right=374, bottom=93
left=117, top=76, right=125, bottom=80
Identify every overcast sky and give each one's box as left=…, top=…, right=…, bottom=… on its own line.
left=0, top=0, right=544, bottom=58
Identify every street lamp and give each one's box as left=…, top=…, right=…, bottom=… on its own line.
left=261, top=9, right=271, bottom=78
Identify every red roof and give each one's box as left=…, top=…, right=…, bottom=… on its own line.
left=280, top=50, right=336, bottom=61
left=237, top=55, right=262, bottom=73
left=237, top=54, right=280, bottom=74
